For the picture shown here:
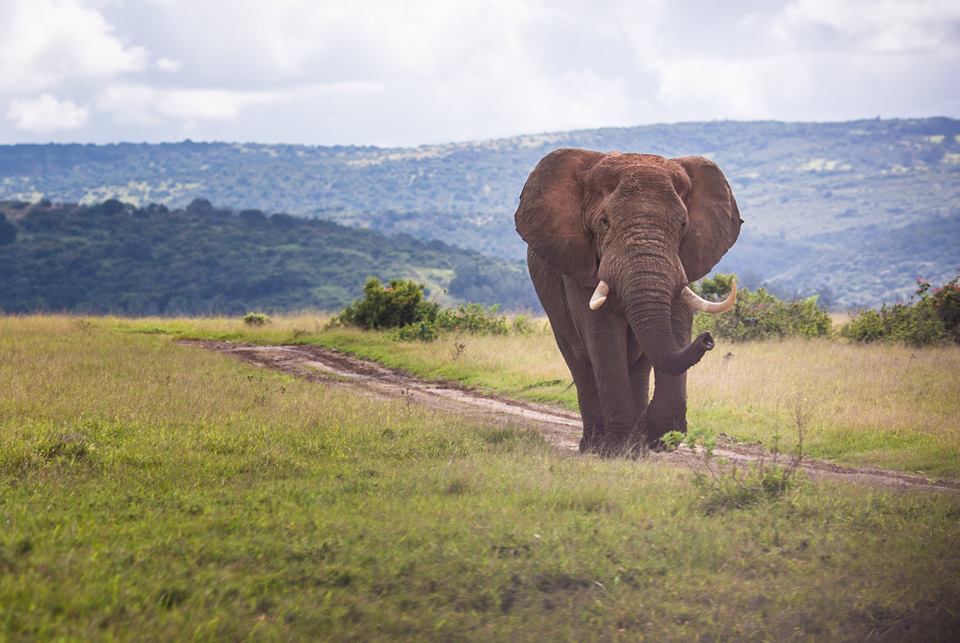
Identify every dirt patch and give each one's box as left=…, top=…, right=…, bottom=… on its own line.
left=181, top=339, right=960, bottom=495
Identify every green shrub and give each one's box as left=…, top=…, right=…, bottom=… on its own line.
left=331, top=277, right=439, bottom=330
left=396, top=321, right=441, bottom=341
left=692, top=274, right=832, bottom=340
left=242, top=312, right=271, bottom=326
left=332, top=277, right=519, bottom=341
left=435, top=303, right=510, bottom=335
left=842, top=275, right=956, bottom=346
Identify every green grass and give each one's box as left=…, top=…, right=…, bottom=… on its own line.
left=2, top=316, right=960, bottom=639
left=102, top=314, right=960, bottom=478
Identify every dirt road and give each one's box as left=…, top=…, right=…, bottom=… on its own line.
left=183, top=340, right=960, bottom=495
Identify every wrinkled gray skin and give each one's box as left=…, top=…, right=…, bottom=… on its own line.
left=515, top=149, right=742, bottom=455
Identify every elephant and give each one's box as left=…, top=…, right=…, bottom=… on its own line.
left=515, top=149, right=741, bottom=456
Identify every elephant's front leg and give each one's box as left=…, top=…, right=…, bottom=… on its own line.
left=645, top=370, right=687, bottom=446
left=644, top=303, right=693, bottom=447
left=569, top=296, right=639, bottom=454
left=528, top=250, right=605, bottom=453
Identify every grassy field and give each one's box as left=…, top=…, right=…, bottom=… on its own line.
left=107, top=314, right=960, bottom=478
left=2, top=316, right=960, bottom=639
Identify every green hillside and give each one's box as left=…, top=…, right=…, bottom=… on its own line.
left=1, top=118, right=958, bottom=307
left=0, top=200, right=536, bottom=315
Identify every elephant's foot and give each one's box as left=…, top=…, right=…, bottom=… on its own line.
left=579, top=434, right=602, bottom=454
left=579, top=423, right=604, bottom=454
left=595, top=426, right=646, bottom=459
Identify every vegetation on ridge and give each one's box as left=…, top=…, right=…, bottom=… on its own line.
left=0, top=199, right=538, bottom=314
left=2, top=118, right=958, bottom=307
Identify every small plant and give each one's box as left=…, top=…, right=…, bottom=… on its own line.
left=243, top=312, right=271, bottom=326
left=661, top=398, right=807, bottom=514
left=511, top=315, right=533, bottom=335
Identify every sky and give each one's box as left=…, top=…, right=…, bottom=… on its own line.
left=1, top=0, right=958, bottom=147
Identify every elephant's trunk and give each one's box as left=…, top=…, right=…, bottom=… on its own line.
left=617, top=252, right=714, bottom=376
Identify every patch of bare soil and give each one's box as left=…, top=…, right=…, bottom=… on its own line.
left=181, top=340, right=960, bottom=495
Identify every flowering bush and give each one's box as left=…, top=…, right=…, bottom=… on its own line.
left=931, top=275, right=960, bottom=342
left=842, top=274, right=959, bottom=346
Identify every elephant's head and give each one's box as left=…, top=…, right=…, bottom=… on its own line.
left=515, top=149, right=741, bottom=376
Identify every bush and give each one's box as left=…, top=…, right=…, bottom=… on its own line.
left=243, top=312, right=271, bottom=326
left=435, top=303, right=510, bottom=335
left=842, top=275, right=957, bottom=346
left=693, top=274, right=832, bottom=340
left=332, top=277, right=521, bottom=341
left=396, top=321, right=441, bottom=342
left=332, top=277, right=439, bottom=330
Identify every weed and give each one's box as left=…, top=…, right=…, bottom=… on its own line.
left=662, top=396, right=807, bottom=513
left=243, top=312, right=271, bottom=326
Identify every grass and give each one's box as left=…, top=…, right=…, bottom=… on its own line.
left=102, top=314, right=960, bottom=478
left=2, top=316, right=960, bottom=639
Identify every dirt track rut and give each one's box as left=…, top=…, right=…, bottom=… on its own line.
left=182, top=340, right=960, bottom=495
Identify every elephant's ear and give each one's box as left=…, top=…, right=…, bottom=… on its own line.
left=674, top=156, right=742, bottom=282
left=515, top=148, right=605, bottom=284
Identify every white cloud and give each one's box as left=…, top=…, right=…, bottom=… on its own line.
left=7, top=94, right=89, bottom=131
left=0, top=0, right=147, bottom=92
left=155, top=57, right=182, bottom=72
left=96, top=84, right=279, bottom=127
left=777, top=0, right=960, bottom=53
left=0, top=0, right=957, bottom=144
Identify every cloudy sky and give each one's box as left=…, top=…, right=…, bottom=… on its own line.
left=1, top=0, right=958, bottom=147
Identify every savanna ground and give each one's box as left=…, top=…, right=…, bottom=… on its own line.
left=2, top=314, right=960, bottom=640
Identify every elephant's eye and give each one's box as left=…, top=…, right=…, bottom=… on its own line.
left=600, top=217, right=610, bottom=229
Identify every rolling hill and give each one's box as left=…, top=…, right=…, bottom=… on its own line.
left=1, top=117, right=958, bottom=307
left=0, top=200, right=536, bottom=315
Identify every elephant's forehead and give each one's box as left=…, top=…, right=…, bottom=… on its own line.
left=593, top=154, right=689, bottom=197
left=598, top=154, right=682, bottom=180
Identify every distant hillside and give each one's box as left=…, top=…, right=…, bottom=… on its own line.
left=0, top=200, right=537, bottom=315
left=1, top=118, right=958, bottom=307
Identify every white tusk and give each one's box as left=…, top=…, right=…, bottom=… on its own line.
left=682, top=279, right=737, bottom=314
left=589, top=280, right=609, bottom=310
